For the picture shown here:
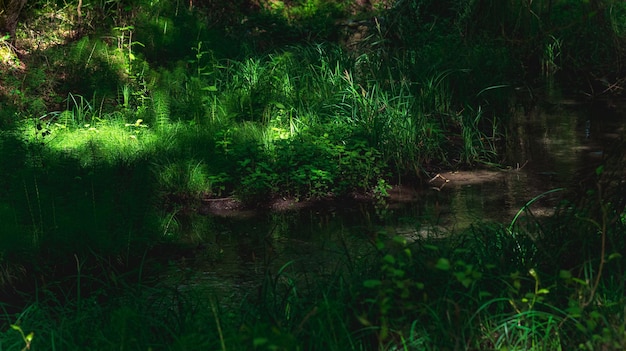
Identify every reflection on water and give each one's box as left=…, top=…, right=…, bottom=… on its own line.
left=163, top=98, right=625, bottom=302
left=161, top=209, right=377, bottom=305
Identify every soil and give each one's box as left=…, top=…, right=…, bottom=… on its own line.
left=196, top=168, right=512, bottom=217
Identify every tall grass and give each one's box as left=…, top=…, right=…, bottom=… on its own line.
left=1, top=2, right=625, bottom=350
left=5, top=0, right=522, bottom=207
left=0, top=35, right=510, bottom=289
left=2, top=190, right=624, bottom=350
left=200, top=44, right=502, bottom=182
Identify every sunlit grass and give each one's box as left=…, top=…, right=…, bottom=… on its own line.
left=18, top=116, right=158, bottom=165
left=1, top=0, right=625, bottom=349
left=6, top=37, right=504, bottom=208
left=11, top=34, right=505, bottom=199
left=154, top=159, right=220, bottom=201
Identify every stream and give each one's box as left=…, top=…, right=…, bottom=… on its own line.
left=160, top=95, right=626, bottom=305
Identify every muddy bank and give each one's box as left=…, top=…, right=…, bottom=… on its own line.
left=196, top=168, right=515, bottom=218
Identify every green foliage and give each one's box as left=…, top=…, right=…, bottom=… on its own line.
left=362, top=235, right=425, bottom=344
left=2, top=2, right=626, bottom=349
left=151, top=88, right=170, bottom=130
left=1, top=184, right=625, bottom=350
left=155, top=159, right=215, bottom=202
left=352, top=177, right=626, bottom=349
left=268, top=0, right=346, bottom=39
left=5, top=0, right=528, bottom=197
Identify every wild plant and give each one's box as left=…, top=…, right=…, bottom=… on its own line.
left=361, top=234, right=426, bottom=347
left=458, top=106, right=500, bottom=164
left=222, top=57, right=272, bottom=123
left=154, top=159, right=214, bottom=203
left=64, top=92, right=99, bottom=126
left=112, top=25, right=144, bottom=76
left=542, top=35, right=562, bottom=77
left=0, top=34, right=20, bottom=68
left=151, top=89, right=170, bottom=131
left=157, top=65, right=210, bottom=124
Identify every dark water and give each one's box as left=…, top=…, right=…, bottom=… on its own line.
left=162, top=96, right=625, bottom=303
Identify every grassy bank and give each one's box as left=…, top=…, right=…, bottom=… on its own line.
left=1, top=0, right=626, bottom=350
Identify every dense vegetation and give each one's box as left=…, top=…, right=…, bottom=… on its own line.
left=1, top=0, right=625, bottom=349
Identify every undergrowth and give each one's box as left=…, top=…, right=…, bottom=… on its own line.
left=1, top=189, right=624, bottom=350
left=1, top=1, right=626, bottom=350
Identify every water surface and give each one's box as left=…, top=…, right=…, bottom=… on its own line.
left=162, top=97, right=625, bottom=303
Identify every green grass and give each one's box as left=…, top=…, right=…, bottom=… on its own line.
left=1, top=1, right=626, bottom=350
left=1, top=195, right=624, bottom=350
left=6, top=0, right=517, bottom=200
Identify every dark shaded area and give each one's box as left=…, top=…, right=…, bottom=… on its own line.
left=0, top=126, right=161, bottom=312
left=0, top=0, right=27, bottom=41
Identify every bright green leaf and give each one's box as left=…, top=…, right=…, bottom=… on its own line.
left=566, top=306, right=583, bottom=317
left=608, top=253, right=622, bottom=261
left=595, top=165, right=604, bottom=176
left=393, top=235, right=407, bottom=245
left=363, top=279, right=382, bottom=288
left=253, top=338, right=269, bottom=346
left=392, top=268, right=405, bottom=278
left=403, top=248, right=411, bottom=258
left=383, top=254, right=396, bottom=264
left=435, top=258, right=451, bottom=271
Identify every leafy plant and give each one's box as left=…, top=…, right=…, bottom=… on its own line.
left=10, top=324, right=34, bottom=351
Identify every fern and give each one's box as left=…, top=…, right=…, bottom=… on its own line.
left=58, top=110, right=75, bottom=128
left=152, top=89, right=170, bottom=131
